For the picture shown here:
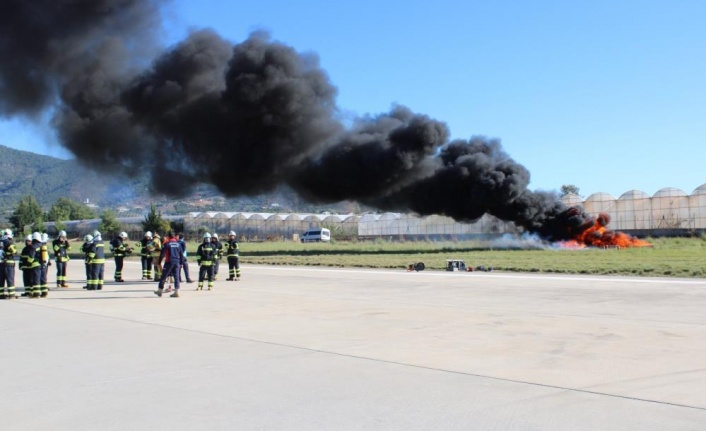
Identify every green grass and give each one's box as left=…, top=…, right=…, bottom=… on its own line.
left=209, top=236, right=706, bottom=278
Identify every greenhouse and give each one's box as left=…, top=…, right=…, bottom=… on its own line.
left=42, top=183, right=706, bottom=240
left=561, top=183, right=706, bottom=232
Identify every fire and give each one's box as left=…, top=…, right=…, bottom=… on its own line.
left=572, top=213, right=652, bottom=248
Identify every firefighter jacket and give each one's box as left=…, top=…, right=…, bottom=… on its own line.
left=81, top=241, right=92, bottom=264
left=20, top=243, right=40, bottom=270
left=151, top=237, right=162, bottom=258
left=111, top=238, right=131, bottom=257
left=196, top=242, right=215, bottom=266
left=226, top=239, right=239, bottom=257
left=2, top=239, right=17, bottom=266
left=159, top=238, right=183, bottom=265
left=87, top=239, right=105, bottom=264
left=52, top=239, right=71, bottom=263
left=212, top=239, right=223, bottom=260
left=140, top=237, right=156, bottom=257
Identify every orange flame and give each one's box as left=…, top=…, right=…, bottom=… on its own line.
left=570, top=213, right=652, bottom=248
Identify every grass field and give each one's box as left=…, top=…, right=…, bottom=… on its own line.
left=96, top=236, right=705, bottom=278
left=195, top=236, right=706, bottom=278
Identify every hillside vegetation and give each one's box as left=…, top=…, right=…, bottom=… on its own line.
left=0, top=144, right=365, bottom=216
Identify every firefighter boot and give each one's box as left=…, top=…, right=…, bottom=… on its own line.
left=154, top=288, right=163, bottom=297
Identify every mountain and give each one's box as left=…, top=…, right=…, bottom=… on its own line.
left=0, top=144, right=150, bottom=209
left=0, top=145, right=359, bottom=215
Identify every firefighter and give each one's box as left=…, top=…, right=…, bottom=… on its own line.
left=86, top=230, right=105, bottom=290
left=81, top=234, right=93, bottom=289
left=110, top=232, right=132, bottom=282
left=177, top=233, right=194, bottom=283
left=0, top=235, right=5, bottom=299
left=154, top=231, right=183, bottom=298
left=152, top=233, right=163, bottom=281
left=0, top=230, right=17, bottom=299
left=196, top=232, right=215, bottom=291
left=20, top=234, right=42, bottom=298
left=39, top=233, right=50, bottom=295
left=226, top=230, right=241, bottom=281
left=52, top=230, right=71, bottom=288
left=211, top=232, right=223, bottom=281
left=139, top=231, right=155, bottom=280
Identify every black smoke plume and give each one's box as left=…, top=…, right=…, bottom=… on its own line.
left=1, top=0, right=593, bottom=240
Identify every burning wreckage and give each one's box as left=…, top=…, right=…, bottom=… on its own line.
left=1, top=0, right=651, bottom=251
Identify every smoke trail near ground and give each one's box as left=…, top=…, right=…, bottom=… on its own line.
left=1, top=0, right=595, bottom=241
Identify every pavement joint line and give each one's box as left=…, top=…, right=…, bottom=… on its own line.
left=122, top=260, right=706, bottom=285
left=239, top=265, right=706, bottom=285
left=13, top=300, right=706, bottom=413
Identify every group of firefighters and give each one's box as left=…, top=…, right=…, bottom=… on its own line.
left=0, top=228, right=241, bottom=299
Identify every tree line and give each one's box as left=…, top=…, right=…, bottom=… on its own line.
left=5, top=195, right=171, bottom=239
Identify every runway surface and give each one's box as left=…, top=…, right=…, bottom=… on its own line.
left=2, top=260, right=706, bottom=430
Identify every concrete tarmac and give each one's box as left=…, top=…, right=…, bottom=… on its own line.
left=2, top=260, right=706, bottom=430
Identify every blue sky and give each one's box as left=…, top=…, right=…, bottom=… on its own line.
left=2, top=0, right=705, bottom=198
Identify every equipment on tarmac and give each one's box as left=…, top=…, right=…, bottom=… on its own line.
left=407, top=262, right=425, bottom=272
left=446, top=259, right=471, bottom=272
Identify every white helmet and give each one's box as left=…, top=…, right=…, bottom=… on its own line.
left=59, top=230, right=67, bottom=238
left=86, top=234, right=94, bottom=242
left=145, top=231, right=152, bottom=238
left=229, top=231, right=236, bottom=236
left=5, top=231, right=12, bottom=239
left=93, top=230, right=101, bottom=239
left=119, top=231, right=128, bottom=239
left=42, top=233, right=49, bottom=243
left=213, top=233, right=219, bottom=239
left=25, top=235, right=32, bottom=242
left=32, top=232, right=42, bottom=242
left=203, top=232, right=211, bottom=240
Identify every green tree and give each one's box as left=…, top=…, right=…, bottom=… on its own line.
left=142, top=203, right=170, bottom=236
left=98, top=209, right=121, bottom=236
left=46, top=197, right=96, bottom=221
left=560, top=184, right=581, bottom=197
left=55, top=220, right=66, bottom=233
left=9, top=195, right=44, bottom=234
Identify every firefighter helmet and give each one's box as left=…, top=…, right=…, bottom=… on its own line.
left=32, top=232, right=42, bottom=242
left=86, top=234, right=94, bottom=242
left=229, top=231, right=236, bottom=236
left=145, top=231, right=152, bottom=238
left=25, top=235, right=32, bottom=242
left=93, top=230, right=101, bottom=238
left=5, top=231, right=12, bottom=239
left=203, top=232, right=211, bottom=240
left=213, top=233, right=219, bottom=239
left=42, top=233, right=48, bottom=243
left=119, top=232, right=128, bottom=239
left=59, top=230, right=67, bottom=238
